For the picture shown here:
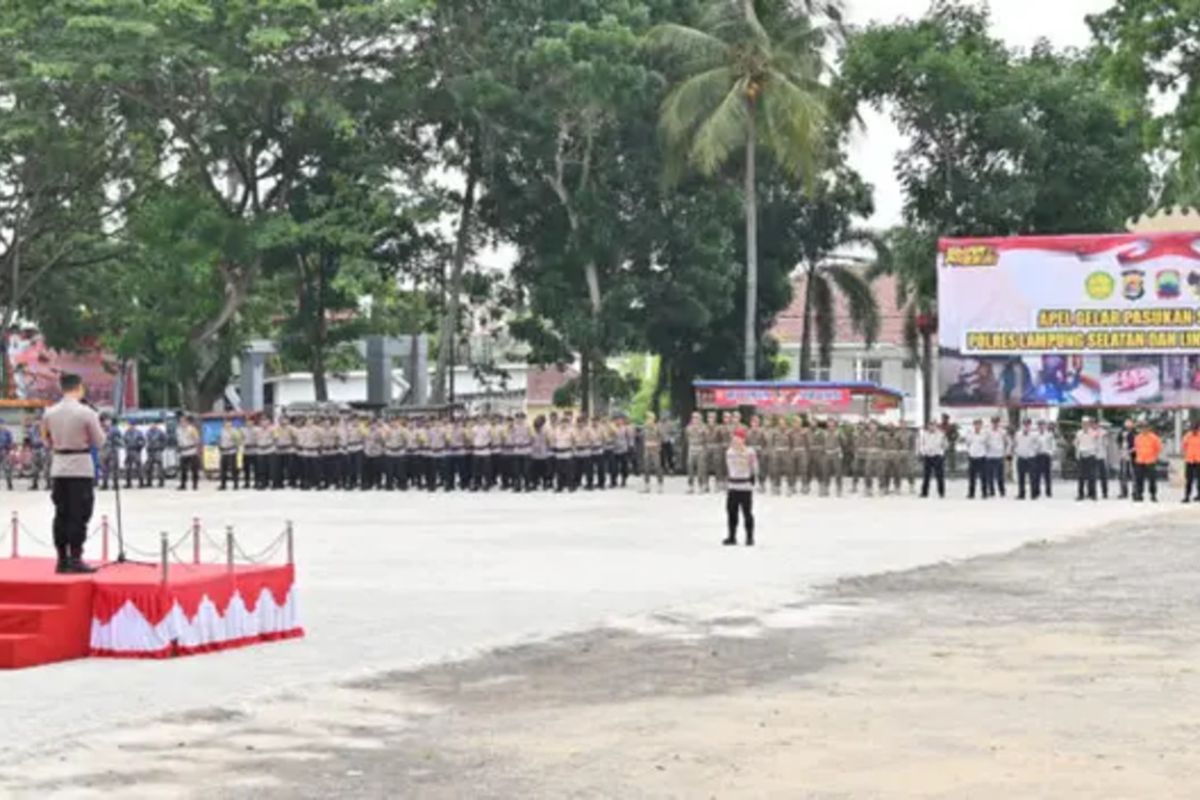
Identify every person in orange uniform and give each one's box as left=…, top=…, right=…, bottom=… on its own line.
left=1133, top=422, right=1163, bottom=503
left=1182, top=422, right=1200, bottom=504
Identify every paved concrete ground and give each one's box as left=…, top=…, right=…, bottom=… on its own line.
left=0, top=479, right=1182, bottom=796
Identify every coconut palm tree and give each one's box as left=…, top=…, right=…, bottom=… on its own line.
left=649, top=0, right=838, bottom=379
left=794, top=228, right=886, bottom=381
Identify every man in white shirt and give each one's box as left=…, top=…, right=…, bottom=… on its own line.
left=964, top=419, right=990, bottom=499
left=1036, top=421, right=1056, bottom=498
left=1074, top=416, right=1101, bottom=501
left=918, top=421, right=947, bottom=498
left=1014, top=418, right=1041, bottom=500
left=985, top=417, right=1009, bottom=498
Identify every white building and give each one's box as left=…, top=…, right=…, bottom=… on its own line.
left=263, top=364, right=531, bottom=412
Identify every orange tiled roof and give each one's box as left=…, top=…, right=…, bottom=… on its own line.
left=770, top=273, right=908, bottom=347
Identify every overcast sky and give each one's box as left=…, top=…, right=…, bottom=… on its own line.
left=477, top=0, right=1118, bottom=270
left=847, top=0, right=1117, bottom=228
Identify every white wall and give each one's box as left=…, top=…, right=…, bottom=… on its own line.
left=266, top=364, right=531, bottom=408
left=780, top=343, right=919, bottom=421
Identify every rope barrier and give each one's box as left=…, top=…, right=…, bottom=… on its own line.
left=6, top=513, right=293, bottom=566
left=232, top=530, right=289, bottom=565
left=18, top=522, right=53, bottom=549
left=120, top=540, right=165, bottom=561
left=201, top=528, right=228, bottom=558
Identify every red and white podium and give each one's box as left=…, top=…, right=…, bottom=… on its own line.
left=0, top=557, right=302, bottom=669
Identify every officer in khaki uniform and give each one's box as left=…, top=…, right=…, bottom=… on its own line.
left=809, top=418, right=829, bottom=496
left=298, top=418, right=320, bottom=490
left=791, top=417, right=811, bottom=495
left=641, top=412, right=665, bottom=493
left=703, top=413, right=723, bottom=493
left=879, top=424, right=900, bottom=494
left=859, top=421, right=881, bottom=497
left=839, top=422, right=856, bottom=493
left=553, top=415, right=576, bottom=492
left=218, top=419, right=241, bottom=490
left=42, top=374, right=106, bottom=573
left=852, top=422, right=868, bottom=493
left=510, top=413, right=532, bottom=491
left=897, top=424, right=912, bottom=494
left=766, top=417, right=789, bottom=495
left=685, top=412, right=707, bottom=494
left=176, top=415, right=201, bottom=491
left=825, top=419, right=843, bottom=497
left=904, top=425, right=920, bottom=494
left=384, top=419, right=406, bottom=490
left=321, top=418, right=340, bottom=489
left=244, top=418, right=261, bottom=488
left=746, top=415, right=768, bottom=493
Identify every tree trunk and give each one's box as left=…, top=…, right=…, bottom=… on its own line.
left=798, top=273, right=814, bottom=380
left=651, top=356, right=667, bottom=417
left=182, top=376, right=199, bottom=412
left=670, top=361, right=694, bottom=424
left=195, top=348, right=235, bottom=411
left=580, top=350, right=591, bottom=416
left=433, top=151, right=479, bottom=404
left=311, top=254, right=330, bottom=402
left=743, top=110, right=758, bottom=380
left=921, top=330, right=933, bottom=426
left=312, top=354, right=328, bottom=403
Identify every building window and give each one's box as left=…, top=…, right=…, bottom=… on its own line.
left=813, top=356, right=832, bottom=383
left=856, top=357, right=883, bottom=385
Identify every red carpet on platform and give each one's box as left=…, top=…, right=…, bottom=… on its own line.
left=0, top=558, right=302, bottom=669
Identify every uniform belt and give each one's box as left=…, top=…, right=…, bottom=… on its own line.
left=54, top=448, right=91, bottom=455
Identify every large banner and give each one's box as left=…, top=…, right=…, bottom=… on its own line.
left=696, top=385, right=852, bottom=414
left=938, top=232, right=1200, bottom=407
left=939, top=232, right=1200, bottom=355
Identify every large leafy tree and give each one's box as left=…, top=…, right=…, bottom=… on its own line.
left=1089, top=0, right=1200, bottom=205
left=53, top=0, right=418, bottom=408
left=481, top=0, right=669, bottom=412
left=649, top=0, right=837, bottom=379
left=842, top=2, right=1153, bottom=420
left=0, top=1, right=139, bottom=393
left=413, top=0, right=524, bottom=404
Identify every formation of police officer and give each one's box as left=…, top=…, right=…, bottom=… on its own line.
left=97, top=418, right=171, bottom=491
left=686, top=412, right=919, bottom=497
left=208, top=410, right=639, bottom=494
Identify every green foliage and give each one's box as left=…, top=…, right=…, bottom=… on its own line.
left=0, top=0, right=1175, bottom=422
left=842, top=2, right=1152, bottom=236
left=1090, top=0, right=1200, bottom=206
left=650, top=0, right=841, bottom=379
left=650, top=1, right=833, bottom=181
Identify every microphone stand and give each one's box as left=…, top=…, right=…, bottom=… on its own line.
left=112, top=360, right=129, bottom=564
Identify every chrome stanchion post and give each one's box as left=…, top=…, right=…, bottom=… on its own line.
left=192, top=516, right=201, bottom=565
left=225, top=525, right=234, bottom=573
left=10, top=511, right=17, bottom=559
left=160, top=532, right=169, bottom=584
left=101, top=515, right=110, bottom=563
left=286, top=521, right=294, bottom=565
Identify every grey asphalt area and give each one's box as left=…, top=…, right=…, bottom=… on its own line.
left=6, top=508, right=1199, bottom=798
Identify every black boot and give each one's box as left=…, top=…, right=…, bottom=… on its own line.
left=55, top=549, right=70, bottom=574
left=722, top=535, right=737, bottom=546
left=66, top=546, right=97, bottom=574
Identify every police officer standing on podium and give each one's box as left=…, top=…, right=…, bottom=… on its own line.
left=42, top=373, right=105, bottom=574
